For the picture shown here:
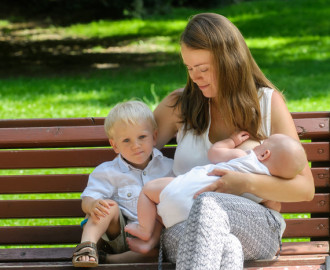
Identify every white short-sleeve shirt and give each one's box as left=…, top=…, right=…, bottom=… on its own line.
left=81, top=148, right=174, bottom=223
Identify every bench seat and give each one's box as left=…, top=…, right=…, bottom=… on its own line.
left=0, top=112, right=329, bottom=269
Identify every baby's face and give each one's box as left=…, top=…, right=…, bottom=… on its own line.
left=110, top=120, right=156, bottom=170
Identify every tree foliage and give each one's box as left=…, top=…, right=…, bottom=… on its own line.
left=0, top=0, right=249, bottom=23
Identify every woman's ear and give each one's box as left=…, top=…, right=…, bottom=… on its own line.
left=109, top=139, right=120, bottom=154
left=257, top=149, right=271, bottom=161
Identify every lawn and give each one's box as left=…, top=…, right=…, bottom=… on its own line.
left=0, top=0, right=329, bottom=119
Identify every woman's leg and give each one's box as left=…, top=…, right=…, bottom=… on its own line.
left=163, top=192, right=282, bottom=268
left=176, top=192, right=243, bottom=270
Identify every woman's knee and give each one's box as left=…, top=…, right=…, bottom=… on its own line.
left=193, top=192, right=230, bottom=212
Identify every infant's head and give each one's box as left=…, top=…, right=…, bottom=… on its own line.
left=254, top=134, right=307, bottom=179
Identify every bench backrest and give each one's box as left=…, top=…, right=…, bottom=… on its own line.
left=0, top=112, right=329, bottom=253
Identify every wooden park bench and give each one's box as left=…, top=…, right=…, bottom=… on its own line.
left=0, top=111, right=329, bottom=269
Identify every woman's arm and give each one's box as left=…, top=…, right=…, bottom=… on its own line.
left=198, top=91, right=315, bottom=202
left=246, top=90, right=314, bottom=201
left=153, top=89, right=183, bottom=149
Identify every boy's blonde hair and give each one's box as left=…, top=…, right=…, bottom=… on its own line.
left=104, top=100, right=157, bottom=139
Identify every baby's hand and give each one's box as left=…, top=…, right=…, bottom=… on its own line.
left=230, top=131, right=250, bottom=147
left=90, top=199, right=112, bottom=223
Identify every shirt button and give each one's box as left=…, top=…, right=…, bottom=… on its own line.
left=143, top=171, right=147, bottom=176
left=127, top=193, right=132, bottom=197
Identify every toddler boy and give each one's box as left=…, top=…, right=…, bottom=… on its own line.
left=72, top=100, right=173, bottom=267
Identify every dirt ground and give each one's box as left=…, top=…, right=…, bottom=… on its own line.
left=0, top=19, right=178, bottom=77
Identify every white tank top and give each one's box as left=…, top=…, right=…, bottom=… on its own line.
left=172, top=87, right=273, bottom=176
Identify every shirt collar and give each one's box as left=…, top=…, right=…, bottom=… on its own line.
left=117, top=148, right=163, bottom=172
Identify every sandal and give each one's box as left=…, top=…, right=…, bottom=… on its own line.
left=72, top=241, right=99, bottom=267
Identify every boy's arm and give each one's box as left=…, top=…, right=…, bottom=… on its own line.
left=208, top=131, right=249, bottom=163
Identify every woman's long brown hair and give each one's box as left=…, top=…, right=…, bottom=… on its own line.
left=175, top=13, right=280, bottom=140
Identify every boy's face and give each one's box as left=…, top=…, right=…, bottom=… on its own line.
left=109, top=120, right=157, bottom=170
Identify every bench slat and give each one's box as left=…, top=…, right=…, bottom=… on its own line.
left=0, top=117, right=104, bottom=128
left=244, top=254, right=328, bottom=268
left=312, top=168, right=330, bottom=188
left=0, top=194, right=328, bottom=219
left=0, top=242, right=328, bottom=262
left=0, top=262, right=327, bottom=270
left=0, top=144, right=325, bottom=169
left=303, top=142, right=329, bottom=162
left=0, top=147, right=176, bottom=169
left=294, top=117, right=329, bottom=139
left=0, top=262, right=176, bottom=270
left=0, top=175, right=88, bottom=194
left=281, top=193, right=330, bottom=213
left=0, top=248, right=74, bottom=262
left=0, top=226, right=81, bottom=245
left=0, top=167, right=328, bottom=195
left=0, top=114, right=328, bottom=149
left=284, top=218, right=329, bottom=238
left=0, top=200, right=84, bottom=218
left=1, top=112, right=326, bottom=127
left=0, top=126, right=108, bottom=148
left=0, top=262, right=326, bottom=270
left=0, top=149, right=115, bottom=169
left=0, top=218, right=328, bottom=245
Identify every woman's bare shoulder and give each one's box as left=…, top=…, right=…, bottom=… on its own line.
left=154, top=88, right=184, bottom=148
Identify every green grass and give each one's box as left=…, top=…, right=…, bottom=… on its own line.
left=0, top=63, right=186, bottom=118
left=0, top=0, right=329, bottom=120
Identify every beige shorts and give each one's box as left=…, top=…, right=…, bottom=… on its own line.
left=100, top=209, right=129, bottom=254
left=81, top=209, right=129, bottom=254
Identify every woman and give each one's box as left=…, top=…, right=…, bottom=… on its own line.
left=153, top=13, right=314, bottom=269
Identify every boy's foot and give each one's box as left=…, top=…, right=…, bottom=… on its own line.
left=125, top=223, right=151, bottom=241
left=72, top=241, right=98, bottom=267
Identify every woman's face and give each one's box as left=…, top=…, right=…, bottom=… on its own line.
left=181, top=44, right=217, bottom=98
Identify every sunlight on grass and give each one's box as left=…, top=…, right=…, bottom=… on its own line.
left=287, top=94, right=330, bottom=112
left=0, top=167, right=94, bottom=175
left=0, top=20, right=10, bottom=27
left=86, top=36, right=180, bottom=53
left=0, top=244, right=76, bottom=249
left=247, top=36, right=330, bottom=61
left=0, top=193, right=81, bottom=200
left=1, top=218, right=81, bottom=226
left=63, top=19, right=187, bottom=38
left=0, top=64, right=187, bottom=119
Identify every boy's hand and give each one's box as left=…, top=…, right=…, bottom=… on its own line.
left=90, top=199, right=113, bottom=223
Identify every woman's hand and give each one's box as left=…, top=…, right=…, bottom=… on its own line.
left=193, top=169, right=248, bottom=198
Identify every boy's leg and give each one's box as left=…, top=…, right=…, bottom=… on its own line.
left=125, top=177, right=173, bottom=241
left=77, top=200, right=121, bottom=263
left=102, top=212, right=163, bottom=263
